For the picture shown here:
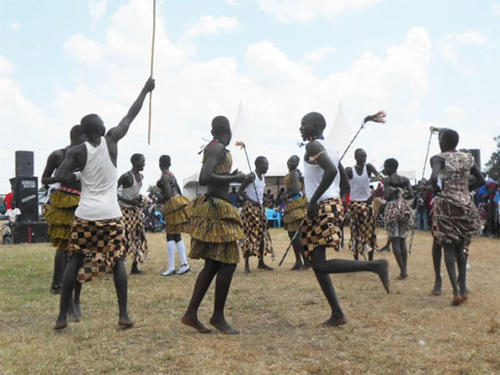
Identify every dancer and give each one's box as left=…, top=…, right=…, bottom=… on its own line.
left=282, top=155, right=309, bottom=270
left=238, top=155, right=274, bottom=273
left=118, top=153, right=148, bottom=275
left=299, top=112, right=389, bottom=327
left=429, top=129, right=484, bottom=305
left=53, top=77, right=155, bottom=330
left=157, top=155, right=191, bottom=276
left=182, top=116, right=251, bottom=334
left=382, top=158, right=414, bottom=280
left=345, top=149, right=380, bottom=260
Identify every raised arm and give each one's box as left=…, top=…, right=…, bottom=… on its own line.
left=106, top=78, right=155, bottom=143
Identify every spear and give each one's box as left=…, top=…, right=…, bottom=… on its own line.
left=147, top=0, right=156, bottom=145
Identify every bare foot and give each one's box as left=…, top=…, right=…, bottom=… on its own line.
left=451, top=295, right=462, bottom=306
left=375, top=259, right=390, bottom=294
left=258, top=263, right=274, bottom=271
left=432, top=284, right=442, bottom=296
left=320, top=315, right=347, bottom=327
left=53, top=319, right=68, bottom=330
left=181, top=314, right=212, bottom=334
left=67, top=300, right=80, bottom=322
left=209, top=317, right=240, bottom=335
left=396, top=273, right=408, bottom=280
left=118, top=316, right=134, bottom=329
left=290, top=263, right=303, bottom=271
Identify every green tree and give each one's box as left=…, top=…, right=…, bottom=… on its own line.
left=485, top=135, right=500, bottom=180
left=147, top=185, right=162, bottom=202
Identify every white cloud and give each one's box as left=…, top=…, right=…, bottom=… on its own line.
left=10, top=22, right=20, bottom=31
left=0, top=55, right=13, bottom=74
left=64, top=34, right=102, bottom=65
left=302, top=46, right=336, bottom=64
left=444, top=106, right=466, bottom=122
left=440, top=30, right=489, bottom=64
left=89, top=0, right=108, bottom=22
left=491, top=3, right=500, bottom=15
left=182, top=15, right=239, bottom=40
left=225, top=0, right=237, bottom=5
left=258, top=0, right=384, bottom=23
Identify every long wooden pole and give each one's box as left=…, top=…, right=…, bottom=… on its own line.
left=147, top=0, right=156, bottom=145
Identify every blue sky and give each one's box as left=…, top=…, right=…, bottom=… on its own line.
left=1, top=0, right=499, bottom=193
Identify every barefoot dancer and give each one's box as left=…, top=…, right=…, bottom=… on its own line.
left=429, top=129, right=484, bottom=305
left=42, top=125, right=86, bottom=321
left=282, top=155, right=309, bottom=270
left=157, top=155, right=191, bottom=276
left=239, top=155, right=274, bottom=273
left=299, top=112, right=390, bottom=326
left=382, top=158, right=414, bottom=280
left=345, top=148, right=380, bottom=260
left=118, top=153, right=148, bottom=275
left=182, top=116, right=252, bottom=334
left=53, top=77, right=155, bottom=330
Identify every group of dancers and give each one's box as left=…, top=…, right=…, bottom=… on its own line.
left=41, top=77, right=484, bottom=333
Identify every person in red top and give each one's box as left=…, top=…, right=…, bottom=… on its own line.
left=4, top=191, right=13, bottom=210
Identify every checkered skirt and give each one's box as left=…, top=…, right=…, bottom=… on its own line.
left=300, top=198, right=344, bottom=260
left=240, top=200, right=273, bottom=258
left=348, top=200, right=377, bottom=257
left=121, top=206, right=148, bottom=264
left=68, top=217, right=126, bottom=283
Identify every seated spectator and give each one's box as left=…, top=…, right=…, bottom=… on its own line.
left=263, top=189, right=274, bottom=208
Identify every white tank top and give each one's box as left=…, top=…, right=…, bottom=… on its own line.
left=350, top=164, right=371, bottom=201
left=119, top=171, right=142, bottom=208
left=75, top=138, right=122, bottom=220
left=304, top=139, right=340, bottom=202
left=245, top=172, right=265, bottom=204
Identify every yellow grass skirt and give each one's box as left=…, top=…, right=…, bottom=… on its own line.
left=45, top=190, right=80, bottom=251
left=163, top=195, right=190, bottom=234
left=283, top=196, right=307, bottom=232
left=186, top=195, right=243, bottom=264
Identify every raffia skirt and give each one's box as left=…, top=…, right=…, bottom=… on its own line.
left=45, top=190, right=80, bottom=251
left=300, top=198, right=344, bottom=261
left=185, top=195, right=244, bottom=264
left=282, top=196, right=307, bottom=232
left=163, top=195, right=190, bottom=235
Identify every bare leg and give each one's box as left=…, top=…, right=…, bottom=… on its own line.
left=399, top=237, right=408, bottom=278
left=257, top=241, right=273, bottom=271
left=244, top=255, right=251, bottom=274
left=54, top=253, right=83, bottom=330
left=210, top=262, right=239, bottom=334
left=456, top=244, right=468, bottom=300
left=50, top=249, right=66, bottom=294
left=130, top=261, right=143, bottom=275
left=182, top=258, right=219, bottom=333
left=113, top=259, right=133, bottom=328
left=431, top=239, right=442, bottom=295
left=289, top=231, right=304, bottom=270
left=391, top=238, right=406, bottom=279
left=443, top=243, right=461, bottom=305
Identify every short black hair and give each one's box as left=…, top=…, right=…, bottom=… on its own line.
left=159, top=154, right=171, bottom=167
left=354, top=148, right=365, bottom=157
left=211, top=116, right=230, bottom=136
left=80, top=114, right=103, bottom=136
left=69, top=125, right=84, bottom=142
left=255, top=156, right=267, bottom=166
left=302, top=112, right=326, bottom=132
left=384, top=158, right=399, bottom=170
left=131, top=153, right=144, bottom=165
left=440, top=128, right=459, bottom=150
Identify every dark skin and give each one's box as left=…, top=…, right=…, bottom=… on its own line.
left=346, top=149, right=381, bottom=260
left=42, top=128, right=86, bottom=320
left=181, top=121, right=252, bottom=335
left=300, top=114, right=390, bottom=327
left=53, top=77, right=155, bottom=330
left=118, top=155, right=145, bottom=274
left=284, top=156, right=310, bottom=270
left=157, top=159, right=183, bottom=242
left=429, top=133, right=484, bottom=304
left=381, top=163, right=414, bottom=279
left=238, top=158, right=273, bottom=273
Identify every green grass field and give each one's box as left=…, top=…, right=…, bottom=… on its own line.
left=1, top=229, right=499, bottom=374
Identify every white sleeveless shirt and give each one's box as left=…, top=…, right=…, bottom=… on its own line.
left=119, top=171, right=142, bottom=208
left=304, top=139, right=340, bottom=202
left=350, top=164, right=371, bottom=202
left=75, top=138, right=122, bottom=220
left=245, top=172, right=265, bottom=204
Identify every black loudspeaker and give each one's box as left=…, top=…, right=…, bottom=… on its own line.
left=12, top=221, right=49, bottom=244
left=15, top=150, right=34, bottom=177
left=12, top=176, right=39, bottom=222
left=460, top=149, right=481, bottom=168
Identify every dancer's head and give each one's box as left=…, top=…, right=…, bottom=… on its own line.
left=354, top=148, right=367, bottom=166
left=211, top=116, right=231, bottom=146
left=69, top=125, right=86, bottom=146
left=255, top=156, right=269, bottom=174
left=131, top=153, right=145, bottom=171
left=383, top=158, right=399, bottom=176
left=159, top=154, right=171, bottom=170
left=80, top=114, right=105, bottom=138
left=287, top=155, right=300, bottom=171
left=439, top=128, right=459, bottom=152
left=300, top=112, right=326, bottom=141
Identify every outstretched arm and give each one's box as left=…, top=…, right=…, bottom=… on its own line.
left=107, top=78, right=155, bottom=142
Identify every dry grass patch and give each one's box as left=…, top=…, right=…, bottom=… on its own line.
left=0, top=229, right=499, bottom=374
